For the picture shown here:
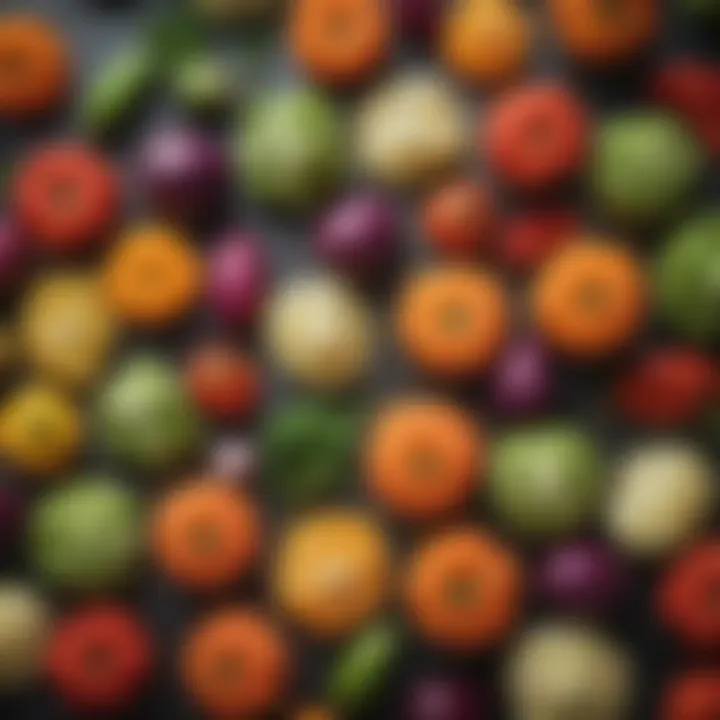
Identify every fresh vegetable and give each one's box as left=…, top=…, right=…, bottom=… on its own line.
left=173, top=55, right=238, bottom=116
left=660, top=670, right=720, bottom=720
left=402, top=679, right=488, bottom=720
left=394, top=0, right=444, bottom=42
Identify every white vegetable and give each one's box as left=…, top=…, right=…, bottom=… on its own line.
left=506, top=622, right=633, bottom=720
left=607, top=442, right=715, bottom=558
left=265, top=275, right=374, bottom=391
left=0, top=583, right=50, bottom=691
left=356, top=73, right=468, bottom=188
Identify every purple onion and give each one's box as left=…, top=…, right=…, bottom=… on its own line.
left=404, top=679, right=488, bottom=720
left=0, top=485, right=25, bottom=560
left=210, top=437, right=257, bottom=486
left=0, top=221, right=27, bottom=292
left=535, top=541, right=629, bottom=616
left=395, top=0, right=444, bottom=42
left=207, top=232, right=271, bottom=328
left=489, top=336, right=555, bottom=418
left=139, top=125, right=228, bottom=224
left=315, top=194, right=399, bottom=281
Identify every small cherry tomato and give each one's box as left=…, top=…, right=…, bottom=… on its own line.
left=613, top=348, right=718, bottom=428
left=651, top=60, right=720, bottom=158
left=658, top=542, right=720, bottom=651
left=484, top=84, right=590, bottom=192
left=500, top=208, right=579, bottom=273
left=422, top=180, right=494, bottom=257
left=661, top=670, right=720, bottom=720
left=46, top=606, right=154, bottom=714
left=186, top=343, right=262, bottom=422
left=12, top=144, right=121, bottom=254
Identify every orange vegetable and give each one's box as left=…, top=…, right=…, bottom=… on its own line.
left=181, top=608, right=291, bottom=718
left=405, top=527, right=523, bottom=652
left=396, top=266, right=509, bottom=378
left=532, top=240, right=646, bottom=359
left=441, top=0, right=531, bottom=87
left=549, top=0, right=659, bottom=66
left=104, top=224, right=203, bottom=328
left=289, top=0, right=391, bottom=86
left=364, top=398, right=483, bottom=522
left=0, top=16, right=71, bottom=119
left=152, top=481, right=262, bottom=592
left=422, top=180, right=494, bottom=257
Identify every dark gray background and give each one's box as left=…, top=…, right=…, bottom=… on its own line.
left=0, top=0, right=718, bottom=718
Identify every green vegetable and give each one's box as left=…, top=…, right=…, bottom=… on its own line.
left=173, top=55, right=238, bottom=115
left=263, top=399, right=361, bottom=506
left=82, top=44, right=157, bottom=137
left=328, top=623, right=401, bottom=715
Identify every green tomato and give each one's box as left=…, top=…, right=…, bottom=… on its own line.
left=241, top=89, right=346, bottom=211
left=263, top=399, right=361, bottom=506
left=592, top=113, right=703, bottom=225
left=97, top=356, right=203, bottom=470
left=29, top=477, right=142, bottom=594
left=328, top=623, right=401, bottom=715
left=655, top=213, right=720, bottom=345
left=490, top=425, right=603, bottom=540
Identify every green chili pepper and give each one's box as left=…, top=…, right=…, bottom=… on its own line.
left=327, top=622, right=402, bottom=715
left=263, top=399, right=362, bottom=506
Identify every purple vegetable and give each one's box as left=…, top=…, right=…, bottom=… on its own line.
left=315, top=194, right=399, bottom=281
left=0, top=220, right=27, bottom=292
left=210, top=437, right=257, bottom=486
left=535, top=541, right=629, bottom=616
left=394, top=0, right=444, bottom=42
left=0, top=485, right=25, bottom=560
left=404, top=679, right=487, bottom=720
left=207, top=232, right=271, bottom=328
left=489, top=336, right=554, bottom=418
left=139, top=125, right=228, bottom=224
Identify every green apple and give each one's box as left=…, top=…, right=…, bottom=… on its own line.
left=30, top=477, right=142, bottom=594
left=592, top=113, right=703, bottom=225
left=490, top=425, right=603, bottom=540
left=242, top=89, right=346, bottom=211
left=655, top=212, right=720, bottom=345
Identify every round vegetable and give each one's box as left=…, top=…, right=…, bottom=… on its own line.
left=97, top=356, right=203, bottom=470
left=265, top=275, right=374, bottom=391
left=46, top=606, right=154, bottom=713
left=242, top=89, right=346, bottom=211
left=607, top=442, right=715, bottom=558
left=0, top=220, right=27, bottom=293
left=173, top=55, right=238, bottom=116
left=328, top=622, right=401, bottom=714
left=489, top=335, right=555, bottom=418
left=402, top=679, right=488, bottom=720
left=655, top=212, right=720, bottom=345
left=490, top=424, right=603, bottom=541
left=207, top=232, right=271, bottom=329
left=30, top=476, right=143, bottom=594
left=181, top=608, right=291, bottom=718
left=139, top=125, right=228, bottom=224
left=315, top=194, right=400, bottom=281
left=273, top=510, right=392, bottom=638
left=592, top=113, right=703, bottom=225
left=0, top=484, right=25, bottom=561
left=535, top=541, right=629, bottom=616
left=356, top=73, right=467, bottom=188
left=0, top=582, right=50, bottom=691
left=506, top=622, right=634, bottom=720
left=661, top=670, right=720, bottom=720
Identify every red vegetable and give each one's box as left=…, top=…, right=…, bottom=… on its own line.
left=651, top=60, right=720, bottom=158
left=613, top=348, right=718, bottom=428
left=46, top=606, right=154, bottom=713
left=661, top=670, right=720, bottom=720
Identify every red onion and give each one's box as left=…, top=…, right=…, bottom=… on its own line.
left=403, top=679, right=488, bottom=720
left=395, top=0, right=444, bottom=42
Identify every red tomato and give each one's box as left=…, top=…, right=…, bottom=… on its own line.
left=658, top=542, right=720, bottom=651
left=484, top=84, right=590, bottom=191
left=613, top=348, right=718, bottom=428
left=46, top=606, right=154, bottom=713
left=651, top=60, right=720, bottom=157
left=499, top=209, right=578, bottom=273
left=661, top=670, right=720, bottom=720
left=422, top=179, right=494, bottom=256
left=12, top=143, right=121, bottom=254
left=186, top=343, right=262, bottom=422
